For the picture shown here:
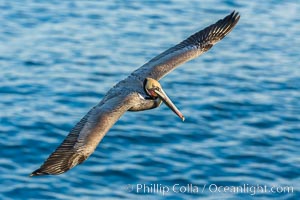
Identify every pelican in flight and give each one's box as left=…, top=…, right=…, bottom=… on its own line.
left=31, top=11, right=240, bottom=176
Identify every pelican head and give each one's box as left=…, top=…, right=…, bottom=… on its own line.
left=144, top=78, right=185, bottom=121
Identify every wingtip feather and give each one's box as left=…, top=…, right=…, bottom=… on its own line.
left=30, top=169, right=48, bottom=177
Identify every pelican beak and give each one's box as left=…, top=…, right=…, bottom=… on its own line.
left=153, top=88, right=185, bottom=121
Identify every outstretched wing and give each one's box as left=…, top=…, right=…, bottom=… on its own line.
left=31, top=94, right=134, bottom=176
left=131, top=11, right=240, bottom=81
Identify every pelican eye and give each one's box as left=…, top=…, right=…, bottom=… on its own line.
left=152, top=86, right=160, bottom=91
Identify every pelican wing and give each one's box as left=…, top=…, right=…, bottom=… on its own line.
left=31, top=94, right=134, bottom=176
left=131, top=11, right=240, bottom=81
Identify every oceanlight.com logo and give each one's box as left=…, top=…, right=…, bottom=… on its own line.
left=124, top=183, right=294, bottom=196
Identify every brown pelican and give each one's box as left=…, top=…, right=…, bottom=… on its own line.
left=31, top=11, right=240, bottom=176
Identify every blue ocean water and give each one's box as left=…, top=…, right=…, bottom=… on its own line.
left=0, top=0, right=299, bottom=199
